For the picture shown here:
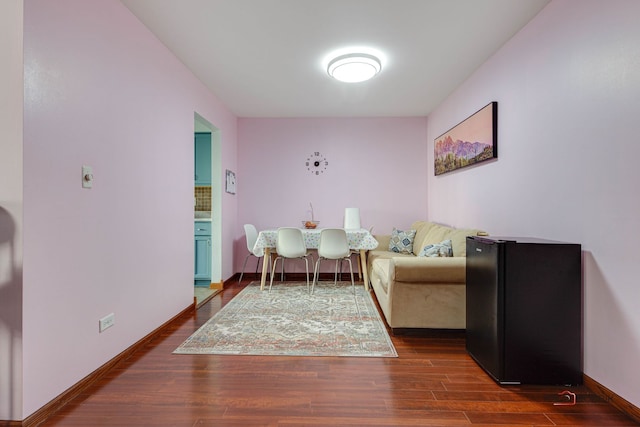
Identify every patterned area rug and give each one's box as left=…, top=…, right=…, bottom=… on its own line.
left=174, top=281, right=397, bottom=357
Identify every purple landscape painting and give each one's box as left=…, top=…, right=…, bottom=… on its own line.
left=434, top=102, right=497, bottom=175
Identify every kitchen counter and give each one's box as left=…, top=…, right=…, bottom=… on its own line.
left=195, top=211, right=212, bottom=221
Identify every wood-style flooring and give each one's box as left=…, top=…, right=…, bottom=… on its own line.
left=39, top=279, right=638, bottom=426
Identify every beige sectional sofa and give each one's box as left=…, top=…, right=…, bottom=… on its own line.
left=367, top=221, right=487, bottom=331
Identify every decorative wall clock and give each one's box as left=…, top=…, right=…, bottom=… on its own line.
left=306, top=151, right=328, bottom=175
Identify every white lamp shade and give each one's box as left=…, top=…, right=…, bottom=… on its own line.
left=343, top=208, right=361, bottom=229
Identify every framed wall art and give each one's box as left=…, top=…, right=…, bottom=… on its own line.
left=225, top=169, right=236, bottom=194
left=434, top=101, right=497, bottom=176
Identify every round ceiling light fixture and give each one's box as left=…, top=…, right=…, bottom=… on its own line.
left=327, top=53, right=381, bottom=83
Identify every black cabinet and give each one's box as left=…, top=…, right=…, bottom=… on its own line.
left=466, top=236, right=582, bottom=385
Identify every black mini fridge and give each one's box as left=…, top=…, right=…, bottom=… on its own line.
left=465, top=236, right=582, bottom=385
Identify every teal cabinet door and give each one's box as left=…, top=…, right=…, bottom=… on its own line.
left=194, top=235, right=212, bottom=281
left=194, top=132, right=211, bottom=185
left=194, top=221, right=212, bottom=284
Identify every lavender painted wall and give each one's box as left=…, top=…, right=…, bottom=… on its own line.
left=427, top=0, right=640, bottom=407
left=0, top=0, right=24, bottom=420
left=236, top=117, right=428, bottom=272
left=21, top=0, right=237, bottom=418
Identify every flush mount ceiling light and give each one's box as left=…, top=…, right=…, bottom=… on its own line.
left=327, top=53, right=381, bottom=83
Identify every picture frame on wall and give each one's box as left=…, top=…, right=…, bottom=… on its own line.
left=434, top=101, right=498, bottom=176
left=225, top=169, right=236, bottom=194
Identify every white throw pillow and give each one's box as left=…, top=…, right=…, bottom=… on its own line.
left=418, top=239, right=453, bottom=257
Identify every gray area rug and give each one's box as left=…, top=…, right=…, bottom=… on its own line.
left=174, top=281, right=397, bottom=357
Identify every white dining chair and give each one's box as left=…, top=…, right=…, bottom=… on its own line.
left=312, top=228, right=355, bottom=294
left=269, top=227, right=312, bottom=293
left=239, top=224, right=260, bottom=282
left=240, top=224, right=284, bottom=283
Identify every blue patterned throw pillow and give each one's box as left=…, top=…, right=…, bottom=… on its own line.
left=389, top=228, right=417, bottom=254
left=418, top=239, right=453, bottom=257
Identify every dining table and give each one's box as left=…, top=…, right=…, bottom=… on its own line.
left=252, top=228, right=379, bottom=291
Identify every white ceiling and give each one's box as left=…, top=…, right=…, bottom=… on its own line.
left=121, top=0, right=550, bottom=118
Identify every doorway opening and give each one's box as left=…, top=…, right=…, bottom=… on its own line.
left=194, top=113, right=222, bottom=306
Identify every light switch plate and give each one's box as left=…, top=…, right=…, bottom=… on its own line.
left=82, top=165, right=93, bottom=189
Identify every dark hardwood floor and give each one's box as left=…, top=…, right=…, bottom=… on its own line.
left=39, top=279, right=638, bottom=426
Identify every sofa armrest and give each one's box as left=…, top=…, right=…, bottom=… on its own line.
left=390, top=257, right=466, bottom=283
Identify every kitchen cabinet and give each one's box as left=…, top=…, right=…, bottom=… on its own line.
left=194, top=221, right=212, bottom=285
left=465, top=236, right=582, bottom=385
left=194, top=132, right=211, bottom=185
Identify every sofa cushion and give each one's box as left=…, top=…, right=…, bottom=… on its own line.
left=418, top=239, right=453, bottom=257
left=422, top=223, right=451, bottom=247
left=366, top=248, right=413, bottom=277
left=446, top=228, right=485, bottom=257
left=388, top=228, right=416, bottom=254
left=391, top=257, right=467, bottom=283
left=421, top=223, right=485, bottom=257
left=411, top=221, right=436, bottom=256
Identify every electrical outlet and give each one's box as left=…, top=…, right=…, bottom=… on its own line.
left=99, top=313, right=115, bottom=332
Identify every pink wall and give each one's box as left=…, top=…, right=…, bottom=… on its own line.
left=236, top=117, right=428, bottom=272
left=21, top=0, right=237, bottom=418
left=0, top=0, right=24, bottom=420
left=427, top=0, right=640, bottom=408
